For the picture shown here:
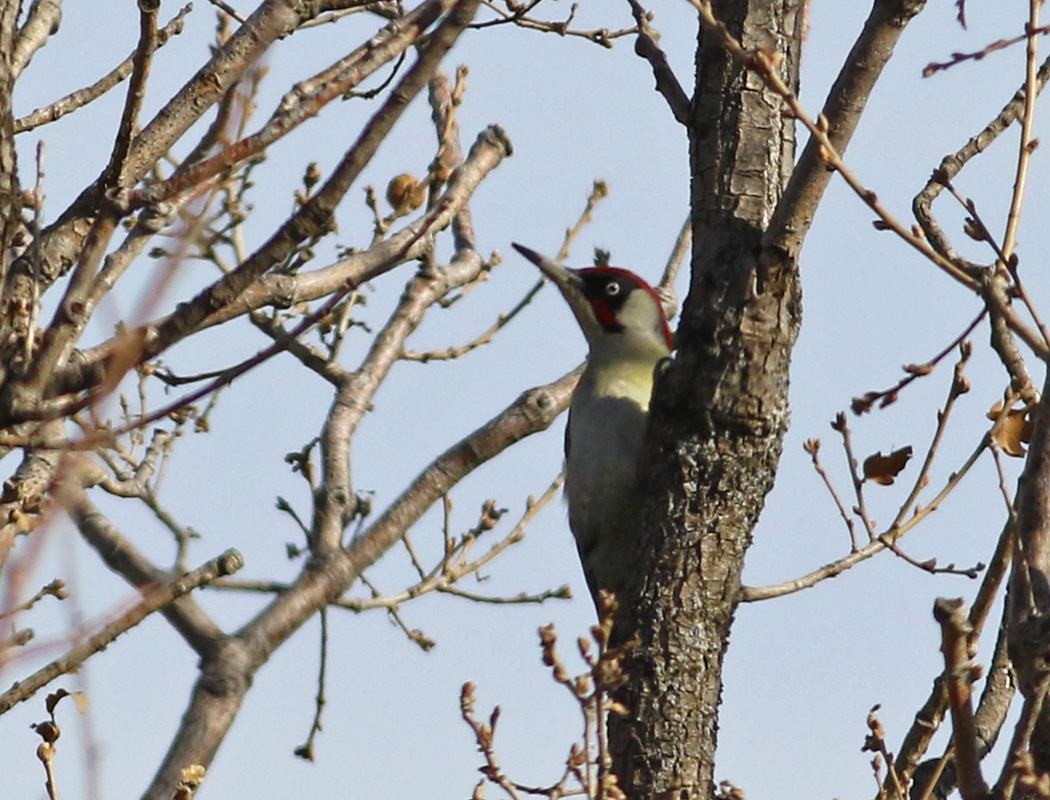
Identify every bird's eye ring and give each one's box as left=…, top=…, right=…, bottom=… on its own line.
left=605, top=282, right=620, bottom=296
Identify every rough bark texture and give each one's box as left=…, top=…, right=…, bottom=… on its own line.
left=0, top=0, right=21, bottom=264
left=1008, top=367, right=1050, bottom=781
left=610, top=2, right=803, bottom=798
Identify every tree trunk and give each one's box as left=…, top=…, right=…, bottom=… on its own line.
left=610, top=2, right=804, bottom=798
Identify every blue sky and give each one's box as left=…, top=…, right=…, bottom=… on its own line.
left=2, top=2, right=1047, bottom=799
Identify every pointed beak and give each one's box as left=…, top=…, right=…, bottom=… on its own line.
left=512, top=243, right=601, bottom=343
left=511, top=243, right=580, bottom=289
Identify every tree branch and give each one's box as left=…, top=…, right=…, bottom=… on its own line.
left=44, top=124, right=513, bottom=411
left=0, top=548, right=242, bottom=715
left=625, top=0, right=691, bottom=125
left=141, top=360, right=571, bottom=800
left=763, top=0, right=928, bottom=265
left=14, top=5, right=191, bottom=134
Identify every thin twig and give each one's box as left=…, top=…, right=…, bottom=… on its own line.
left=941, top=182, right=1050, bottom=352
left=994, top=673, right=1050, bottom=799
left=403, top=177, right=613, bottom=362
left=0, top=550, right=243, bottom=714
left=212, top=474, right=570, bottom=609
left=0, top=579, right=67, bottom=621
left=852, top=315, right=983, bottom=416
left=932, top=597, right=988, bottom=800
left=1000, top=1, right=1042, bottom=265
left=804, top=439, right=860, bottom=551
left=689, top=0, right=979, bottom=291
left=923, top=24, right=1050, bottom=76
left=472, top=1, right=636, bottom=47
left=890, top=342, right=973, bottom=528
left=625, top=0, right=690, bottom=125
left=557, top=180, right=609, bottom=263
left=293, top=607, right=328, bottom=760
left=740, top=431, right=991, bottom=602
left=14, top=6, right=192, bottom=134
left=400, top=279, right=544, bottom=361
left=831, top=413, right=876, bottom=539
left=103, top=0, right=159, bottom=190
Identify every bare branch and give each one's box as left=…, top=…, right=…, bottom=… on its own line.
left=0, top=578, right=67, bottom=620
left=655, top=214, right=689, bottom=320
left=831, top=412, right=876, bottom=539
left=1000, top=2, right=1043, bottom=266
left=23, top=0, right=339, bottom=294
left=932, top=597, right=988, bottom=800
left=13, top=0, right=63, bottom=78
left=889, top=343, right=973, bottom=528
left=293, top=608, right=329, bottom=761
left=740, top=430, right=990, bottom=602
left=893, top=521, right=1015, bottom=789
left=343, top=367, right=576, bottom=576
left=48, top=124, right=513, bottom=413
left=803, top=438, right=860, bottom=551
left=625, top=0, right=690, bottom=125
left=104, top=0, right=160, bottom=191
left=461, top=682, right=526, bottom=800
left=913, top=55, right=1050, bottom=272
left=0, top=0, right=23, bottom=273
left=763, top=0, right=928, bottom=266
left=0, top=548, right=243, bottom=715
left=852, top=316, right=982, bottom=416
left=129, top=0, right=452, bottom=211
left=14, top=5, right=191, bottom=134
left=472, top=1, right=636, bottom=47
left=68, top=485, right=226, bottom=654
left=401, top=175, right=613, bottom=363
left=400, top=277, right=543, bottom=362
left=689, top=0, right=979, bottom=291
left=993, top=674, right=1050, bottom=799
left=136, top=66, right=510, bottom=372
left=140, top=358, right=571, bottom=798
left=923, top=25, right=1050, bottom=77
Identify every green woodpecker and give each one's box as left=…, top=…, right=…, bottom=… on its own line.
left=512, top=243, right=673, bottom=610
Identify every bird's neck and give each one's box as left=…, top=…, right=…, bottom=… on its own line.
left=579, top=346, right=663, bottom=412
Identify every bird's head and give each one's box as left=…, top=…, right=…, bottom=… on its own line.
left=512, top=243, right=673, bottom=361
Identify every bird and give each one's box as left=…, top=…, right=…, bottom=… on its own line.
left=512, top=243, right=673, bottom=611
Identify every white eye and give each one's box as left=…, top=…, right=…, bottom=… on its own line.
left=605, top=282, right=620, bottom=296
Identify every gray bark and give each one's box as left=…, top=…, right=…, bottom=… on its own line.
left=610, top=2, right=804, bottom=797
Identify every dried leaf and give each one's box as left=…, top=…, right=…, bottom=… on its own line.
left=385, top=173, right=426, bottom=214
left=863, top=446, right=913, bottom=485
left=992, top=408, right=1034, bottom=457
left=45, top=689, right=70, bottom=716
